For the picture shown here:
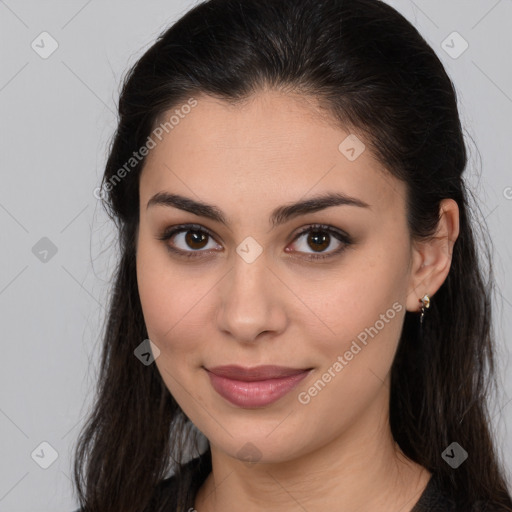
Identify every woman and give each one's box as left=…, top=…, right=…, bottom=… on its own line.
left=72, top=0, right=512, bottom=510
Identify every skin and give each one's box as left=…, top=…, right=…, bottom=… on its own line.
left=136, top=89, right=459, bottom=512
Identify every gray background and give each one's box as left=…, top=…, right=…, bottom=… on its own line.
left=0, top=0, right=511, bottom=510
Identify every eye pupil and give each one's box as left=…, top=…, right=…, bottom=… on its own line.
left=308, top=231, right=329, bottom=252
left=185, top=230, right=208, bottom=249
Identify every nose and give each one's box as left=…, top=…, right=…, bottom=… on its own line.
left=215, top=249, right=288, bottom=344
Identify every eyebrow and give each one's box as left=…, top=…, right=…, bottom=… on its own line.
left=146, top=191, right=370, bottom=229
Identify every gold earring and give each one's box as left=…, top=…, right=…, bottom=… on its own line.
left=419, top=294, right=430, bottom=325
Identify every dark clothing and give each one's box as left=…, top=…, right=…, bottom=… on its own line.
left=73, top=451, right=506, bottom=511
left=152, top=450, right=459, bottom=512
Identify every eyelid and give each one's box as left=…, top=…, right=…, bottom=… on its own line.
left=157, top=222, right=353, bottom=261
left=291, top=223, right=351, bottom=244
left=286, top=223, right=352, bottom=260
left=157, top=223, right=217, bottom=242
left=156, top=223, right=222, bottom=254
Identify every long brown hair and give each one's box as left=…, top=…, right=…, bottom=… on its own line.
left=73, top=0, right=512, bottom=510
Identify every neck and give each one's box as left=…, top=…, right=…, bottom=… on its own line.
left=194, top=388, right=431, bottom=512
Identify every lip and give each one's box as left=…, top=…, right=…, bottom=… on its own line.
left=204, top=365, right=313, bottom=408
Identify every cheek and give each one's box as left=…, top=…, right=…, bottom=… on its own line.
left=136, top=237, right=217, bottom=366
left=292, top=254, right=407, bottom=431
left=136, top=239, right=187, bottom=347
left=136, top=249, right=207, bottom=403
left=314, top=249, right=407, bottom=337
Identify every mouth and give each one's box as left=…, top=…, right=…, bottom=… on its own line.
left=203, top=365, right=314, bottom=408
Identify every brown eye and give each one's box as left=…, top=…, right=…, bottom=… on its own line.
left=288, top=224, right=353, bottom=261
left=156, top=224, right=222, bottom=258
left=184, top=229, right=209, bottom=250
left=306, top=230, right=330, bottom=252
left=157, top=223, right=352, bottom=262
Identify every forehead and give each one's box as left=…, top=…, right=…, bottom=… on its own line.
left=140, top=90, right=406, bottom=220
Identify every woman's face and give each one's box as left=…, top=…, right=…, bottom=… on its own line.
left=136, top=89, right=421, bottom=463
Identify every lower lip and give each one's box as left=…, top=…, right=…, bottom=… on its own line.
left=205, top=369, right=311, bottom=408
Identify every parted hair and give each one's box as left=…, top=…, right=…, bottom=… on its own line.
left=73, top=1, right=512, bottom=510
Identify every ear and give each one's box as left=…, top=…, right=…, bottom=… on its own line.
left=405, top=198, right=460, bottom=313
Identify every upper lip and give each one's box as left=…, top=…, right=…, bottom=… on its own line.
left=205, top=365, right=312, bottom=381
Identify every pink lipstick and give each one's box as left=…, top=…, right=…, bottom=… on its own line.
left=204, top=365, right=312, bottom=408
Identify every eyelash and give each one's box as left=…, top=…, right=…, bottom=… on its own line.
left=156, top=223, right=353, bottom=262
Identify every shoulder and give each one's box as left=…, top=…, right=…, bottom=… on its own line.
left=158, top=448, right=211, bottom=487
left=412, top=473, right=510, bottom=512
left=71, top=450, right=211, bottom=512
left=411, top=472, right=457, bottom=512
left=152, top=449, right=212, bottom=509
